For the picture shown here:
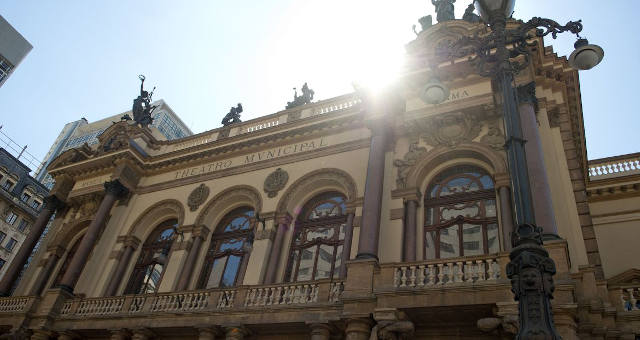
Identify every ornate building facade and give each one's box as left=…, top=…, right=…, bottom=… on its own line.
left=0, top=17, right=638, bottom=340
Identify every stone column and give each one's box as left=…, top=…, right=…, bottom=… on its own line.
left=243, top=213, right=275, bottom=285
left=30, top=330, right=54, bottom=340
left=109, top=329, right=130, bottom=340
left=197, top=327, right=220, bottom=340
left=356, top=120, right=390, bottom=260
left=309, top=323, right=331, bottom=340
left=59, top=180, right=128, bottom=293
left=131, top=328, right=154, bottom=340
left=0, top=195, right=65, bottom=296
left=345, top=318, right=372, bottom=340
left=29, top=246, right=66, bottom=296
left=339, top=211, right=356, bottom=278
left=104, top=236, right=141, bottom=296
left=224, top=326, right=248, bottom=340
left=264, top=214, right=291, bottom=284
left=403, top=196, right=419, bottom=262
left=176, top=226, right=209, bottom=291
left=517, top=82, right=558, bottom=235
left=498, top=185, right=515, bottom=251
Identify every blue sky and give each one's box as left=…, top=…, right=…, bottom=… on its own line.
left=1, top=1, right=638, bottom=168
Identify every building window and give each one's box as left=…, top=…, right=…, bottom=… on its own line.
left=2, top=180, right=14, bottom=191
left=17, top=219, right=29, bottom=232
left=198, top=207, right=254, bottom=289
left=424, top=165, right=499, bottom=259
left=52, top=235, right=84, bottom=287
left=0, top=231, right=6, bottom=243
left=0, top=55, right=13, bottom=83
left=21, top=193, right=31, bottom=203
left=5, top=212, right=18, bottom=225
left=125, top=219, right=177, bottom=294
left=0, top=258, right=5, bottom=270
left=5, top=238, right=17, bottom=252
left=285, top=192, right=346, bottom=282
left=30, top=201, right=40, bottom=210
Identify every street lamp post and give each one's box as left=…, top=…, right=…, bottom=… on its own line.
left=423, top=0, right=603, bottom=338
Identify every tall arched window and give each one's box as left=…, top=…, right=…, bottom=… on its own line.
left=125, top=219, right=177, bottom=294
left=198, top=207, right=254, bottom=289
left=52, top=234, right=84, bottom=288
left=424, top=165, right=499, bottom=259
left=285, top=192, right=346, bottom=282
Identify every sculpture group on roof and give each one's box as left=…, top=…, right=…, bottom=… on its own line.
left=131, top=75, right=157, bottom=128
left=286, top=82, right=315, bottom=110
left=222, top=103, right=243, bottom=126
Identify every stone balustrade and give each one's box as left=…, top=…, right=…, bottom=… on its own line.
left=589, top=153, right=640, bottom=180
left=0, top=296, right=32, bottom=313
left=244, top=283, right=318, bottom=307
left=389, top=253, right=507, bottom=289
left=610, top=285, right=640, bottom=312
left=311, top=97, right=361, bottom=116
left=150, top=291, right=209, bottom=312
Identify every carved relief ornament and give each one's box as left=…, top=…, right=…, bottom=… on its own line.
left=393, top=141, right=427, bottom=189
left=406, top=112, right=482, bottom=148
left=264, top=168, right=289, bottom=198
left=480, top=121, right=505, bottom=150
left=187, top=183, right=210, bottom=212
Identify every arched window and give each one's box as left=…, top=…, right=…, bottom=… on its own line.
left=125, top=219, right=177, bottom=294
left=424, top=165, right=499, bottom=259
left=197, top=207, right=254, bottom=289
left=285, top=192, right=346, bottom=282
left=52, top=234, right=84, bottom=288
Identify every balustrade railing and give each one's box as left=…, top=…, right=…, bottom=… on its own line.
left=150, top=291, right=209, bottom=312
left=75, top=296, right=125, bottom=316
left=0, top=296, right=31, bottom=313
left=244, top=283, right=319, bottom=307
left=391, top=255, right=504, bottom=288
left=619, top=287, right=640, bottom=312
left=311, top=97, right=361, bottom=116
left=589, top=153, right=640, bottom=180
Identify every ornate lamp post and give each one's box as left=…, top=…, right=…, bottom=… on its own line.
left=423, top=0, right=603, bottom=338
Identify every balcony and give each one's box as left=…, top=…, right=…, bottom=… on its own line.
left=588, top=152, right=640, bottom=181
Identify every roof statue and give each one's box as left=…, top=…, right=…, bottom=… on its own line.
left=432, top=0, right=456, bottom=23
left=286, top=82, right=315, bottom=109
left=462, top=3, right=481, bottom=23
left=413, top=15, right=433, bottom=35
left=222, top=103, right=243, bottom=126
left=132, top=75, right=157, bottom=128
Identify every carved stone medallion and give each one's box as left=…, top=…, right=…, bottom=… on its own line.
left=188, top=183, right=210, bottom=212
left=407, top=112, right=482, bottom=148
left=264, top=168, right=289, bottom=198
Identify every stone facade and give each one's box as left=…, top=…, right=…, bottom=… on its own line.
left=0, top=19, right=638, bottom=340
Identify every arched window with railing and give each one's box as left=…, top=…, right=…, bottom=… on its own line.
left=52, top=234, right=84, bottom=288
left=197, top=207, right=254, bottom=289
left=124, top=219, right=177, bottom=294
left=424, top=165, right=499, bottom=259
left=285, top=192, right=346, bottom=282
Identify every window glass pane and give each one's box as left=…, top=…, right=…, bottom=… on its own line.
left=440, top=225, right=459, bottom=258
left=287, top=250, right=299, bottom=282
left=221, top=255, right=241, bottom=287
left=462, top=224, right=483, bottom=256
left=487, top=223, right=499, bottom=253
left=485, top=199, right=496, bottom=217
left=219, top=239, right=243, bottom=251
left=297, top=246, right=317, bottom=281
left=307, top=227, right=334, bottom=241
left=141, top=263, right=163, bottom=294
left=440, top=202, right=480, bottom=220
left=316, top=244, right=334, bottom=279
left=333, top=245, right=343, bottom=278
left=206, top=257, right=227, bottom=289
left=425, top=231, right=436, bottom=259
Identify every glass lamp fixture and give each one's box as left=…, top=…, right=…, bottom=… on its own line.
left=474, top=0, right=516, bottom=21
left=569, top=38, right=604, bottom=70
left=420, top=77, right=450, bottom=105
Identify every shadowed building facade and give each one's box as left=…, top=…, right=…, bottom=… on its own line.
left=0, top=18, right=638, bottom=340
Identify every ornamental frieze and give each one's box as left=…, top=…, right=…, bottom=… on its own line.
left=263, top=168, right=289, bottom=198
left=187, top=183, right=210, bottom=211
left=406, top=112, right=482, bottom=148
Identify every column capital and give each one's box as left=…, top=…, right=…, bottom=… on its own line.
left=43, top=195, right=66, bottom=212
left=364, top=117, right=394, bottom=137
left=516, top=81, right=538, bottom=112
left=108, top=329, right=131, bottom=340
left=258, top=211, right=276, bottom=221
left=46, top=245, right=67, bottom=257
left=116, top=235, right=142, bottom=249
left=391, top=187, right=421, bottom=203
left=224, top=326, right=250, bottom=339
left=276, top=213, right=293, bottom=226
left=494, top=172, right=511, bottom=189
left=307, top=322, right=332, bottom=339
left=131, top=328, right=155, bottom=340
left=104, top=180, right=129, bottom=198
left=191, top=225, right=211, bottom=239
left=195, top=326, right=222, bottom=339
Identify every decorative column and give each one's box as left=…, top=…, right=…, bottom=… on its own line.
left=197, top=327, right=221, bottom=340
left=498, top=185, right=515, bottom=251
left=309, top=323, right=331, bottom=340
left=345, top=318, right=372, bottom=340
left=356, top=119, right=391, bottom=260
left=243, top=213, right=275, bottom=285
left=339, top=210, right=356, bottom=278
left=176, top=226, right=209, bottom=291
left=59, top=180, right=128, bottom=293
left=104, top=235, right=141, bottom=296
left=402, top=193, right=420, bottom=262
left=29, top=246, right=66, bottom=296
left=0, top=195, right=65, bottom=296
left=517, top=82, right=558, bottom=236
left=264, top=214, right=291, bottom=284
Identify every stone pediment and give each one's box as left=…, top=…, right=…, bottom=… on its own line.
left=608, top=268, right=640, bottom=288
left=48, top=144, right=93, bottom=170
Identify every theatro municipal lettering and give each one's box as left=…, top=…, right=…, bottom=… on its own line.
left=173, top=137, right=328, bottom=179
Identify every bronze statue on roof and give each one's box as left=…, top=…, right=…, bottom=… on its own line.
left=222, top=103, right=243, bottom=126
left=286, top=82, right=315, bottom=109
left=432, top=0, right=456, bottom=23
left=132, top=75, right=157, bottom=128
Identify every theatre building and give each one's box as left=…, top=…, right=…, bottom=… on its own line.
left=0, top=19, right=639, bottom=340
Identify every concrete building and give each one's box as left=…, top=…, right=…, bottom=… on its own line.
left=0, top=14, right=638, bottom=340
left=35, top=100, right=192, bottom=189
left=0, top=148, right=48, bottom=281
left=0, top=15, right=32, bottom=88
